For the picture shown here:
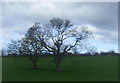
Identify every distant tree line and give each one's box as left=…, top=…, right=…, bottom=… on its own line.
left=83, top=50, right=119, bottom=56
left=6, top=50, right=119, bottom=57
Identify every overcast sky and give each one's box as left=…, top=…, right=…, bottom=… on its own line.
left=1, top=2, right=118, bottom=53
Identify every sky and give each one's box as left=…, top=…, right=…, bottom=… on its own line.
left=1, top=2, right=118, bottom=53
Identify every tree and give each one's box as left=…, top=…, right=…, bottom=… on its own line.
left=7, top=24, right=44, bottom=69
left=86, top=46, right=97, bottom=56
left=21, top=26, right=44, bottom=69
left=31, top=18, right=92, bottom=72
left=7, top=40, right=21, bottom=56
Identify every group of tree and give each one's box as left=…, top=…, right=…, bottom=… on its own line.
left=7, top=18, right=92, bottom=72
left=83, top=50, right=119, bottom=56
left=98, top=50, right=119, bottom=56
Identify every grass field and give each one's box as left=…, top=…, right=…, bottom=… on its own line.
left=2, top=56, right=118, bottom=81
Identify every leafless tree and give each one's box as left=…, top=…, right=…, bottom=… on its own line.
left=7, top=40, right=22, bottom=56
left=86, top=46, right=97, bottom=56
left=7, top=25, right=44, bottom=69
left=32, top=18, right=92, bottom=72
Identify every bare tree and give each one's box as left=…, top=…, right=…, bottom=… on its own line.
left=7, top=40, right=22, bottom=56
left=32, top=18, right=92, bottom=72
left=86, top=46, right=97, bottom=56
left=7, top=24, right=44, bottom=69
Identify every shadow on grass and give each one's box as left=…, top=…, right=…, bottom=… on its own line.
left=28, top=67, right=72, bottom=73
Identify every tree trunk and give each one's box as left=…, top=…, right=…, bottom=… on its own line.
left=54, top=53, right=62, bottom=72
left=29, top=56, right=39, bottom=70
left=32, top=60, right=38, bottom=70
left=56, top=62, right=61, bottom=72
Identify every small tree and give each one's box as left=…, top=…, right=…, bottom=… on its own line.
left=86, top=46, right=97, bottom=56
left=7, top=40, right=21, bottom=56
left=7, top=24, right=44, bottom=69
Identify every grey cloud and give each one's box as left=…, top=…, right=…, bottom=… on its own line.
left=2, top=2, right=117, bottom=30
left=2, top=2, right=118, bottom=49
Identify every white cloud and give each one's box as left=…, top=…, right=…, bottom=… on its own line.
left=86, top=24, right=118, bottom=44
left=97, top=49, right=108, bottom=53
left=1, top=2, right=118, bottom=50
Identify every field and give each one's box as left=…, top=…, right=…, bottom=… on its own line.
left=2, top=56, right=118, bottom=81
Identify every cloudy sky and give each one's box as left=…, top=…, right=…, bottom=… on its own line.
left=1, top=2, right=118, bottom=53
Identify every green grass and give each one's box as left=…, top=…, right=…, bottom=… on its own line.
left=2, top=56, right=118, bottom=81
